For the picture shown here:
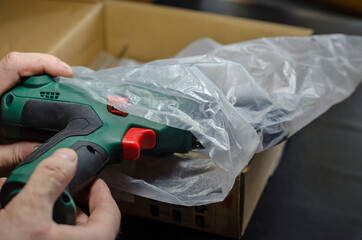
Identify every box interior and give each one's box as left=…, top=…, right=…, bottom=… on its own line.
left=0, top=0, right=103, bottom=65
left=103, top=1, right=312, bottom=62
left=0, top=0, right=312, bottom=65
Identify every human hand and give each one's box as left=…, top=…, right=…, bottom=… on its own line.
left=0, top=52, right=121, bottom=239
left=0, top=52, right=73, bottom=176
left=0, top=148, right=121, bottom=240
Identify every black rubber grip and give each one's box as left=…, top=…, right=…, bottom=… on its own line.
left=68, top=141, right=109, bottom=196
left=18, top=100, right=103, bottom=167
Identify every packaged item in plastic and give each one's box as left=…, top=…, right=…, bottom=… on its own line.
left=59, top=34, right=362, bottom=205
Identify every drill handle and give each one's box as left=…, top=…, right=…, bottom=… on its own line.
left=67, top=140, right=109, bottom=196
left=0, top=134, right=109, bottom=224
left=0, top=97, right=110, bottom=224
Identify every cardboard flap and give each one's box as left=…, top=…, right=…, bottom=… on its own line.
left=105, top=1, right=313, bottom=61
left=0, top=0, right=102, bottom=60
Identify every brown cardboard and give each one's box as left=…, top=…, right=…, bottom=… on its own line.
left=0, top=0, right=312, bottom=63
left=0, top=0, right=312, bottom=238
left=113, top=142, right=285, bottom=238
left=104, top=1, right=312, bottom=62
left=240, top=142, right=285, bottom=235
left=0, top=0, right=103, bottom=66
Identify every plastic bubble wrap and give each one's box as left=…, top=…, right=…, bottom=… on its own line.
left=59, top=34, right=362, bottom=205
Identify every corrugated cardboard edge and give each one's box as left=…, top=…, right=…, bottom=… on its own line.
left=239, top=142, right=286, bottom=237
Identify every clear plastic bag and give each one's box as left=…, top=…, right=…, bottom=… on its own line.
left=59, top=34, right=362, bottom=206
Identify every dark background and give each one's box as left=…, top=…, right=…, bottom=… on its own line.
left=119, top=1, right=362, bottom=239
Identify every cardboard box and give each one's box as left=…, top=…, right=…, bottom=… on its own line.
left=0, top=0, right=312, bottom=238
left=114, top=142, right=285, bottom=238
left=0, top=0, right=312, bottom=63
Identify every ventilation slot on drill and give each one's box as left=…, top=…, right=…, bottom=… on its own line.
left=40, top=92, right=60, bottom=99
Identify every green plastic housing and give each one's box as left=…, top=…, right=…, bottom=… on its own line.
left=0, top=75, right=192, bottom=224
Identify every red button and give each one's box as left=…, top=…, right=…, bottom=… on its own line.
left=107, top=105, right=128, bottom=117
left=107, top=95, right=129, bottom=117
left=122, top=128, right=156, bottom=161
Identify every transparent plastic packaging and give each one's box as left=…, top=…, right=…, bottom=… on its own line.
left=59, top=34, right=362, bottom=206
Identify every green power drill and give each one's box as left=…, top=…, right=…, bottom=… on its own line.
left=0, top=75, right=199, bottom=224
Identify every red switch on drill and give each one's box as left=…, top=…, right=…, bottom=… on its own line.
left=122, top=128, right=156, bottom=161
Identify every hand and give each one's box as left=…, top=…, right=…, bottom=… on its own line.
left=0, top=149, right=121, bottom=240
left=0, top=52, right=73, bottom=176
left=0, top=52, right=121, bottom=239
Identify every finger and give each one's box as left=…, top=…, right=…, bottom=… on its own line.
left=11, top=148, right=77, bottom=214
left=87, top=179, right=121, bottom=237
left=0, top=177, right=6, bottom=207
left=0, top=177, right=6, bottom=189
left=75, top=206, right=89, bottom=226
left=50, top=179, right=121, bottom=240
left=0, top=142, right=40, bottom=177
left=0, top=52, right=73, bottom=95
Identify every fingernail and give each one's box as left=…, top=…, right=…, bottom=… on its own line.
left=33, top=144, right=41, bottom=151
left=61, top=61, right=72, bottom=71
left=53, top=149, right=76, bottom=162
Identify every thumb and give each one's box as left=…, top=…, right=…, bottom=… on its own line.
left=14, top=148, right=77, bottom=213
